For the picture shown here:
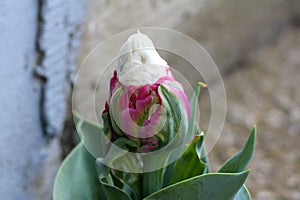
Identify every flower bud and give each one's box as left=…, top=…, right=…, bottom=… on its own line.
left=102, top=31, right=190, bottom=153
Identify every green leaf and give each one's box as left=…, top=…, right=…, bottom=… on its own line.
left=73, top=111, right=109, bottom=158
left=188, top=82, right=207, bottom=136
left=168, top=133, right=207, bottom=185
left=234, top=185, right=251, bottom=200
left=218, top=126, right=256, bottom=173
left=143, top=171, right=250, bottom=200
left=96, top=159, right=132, bottom=200
left=53, top=143, right=105, bottom=200
left=73, top=112, right=138, bottom=199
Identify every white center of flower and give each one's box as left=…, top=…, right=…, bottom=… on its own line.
left=116, top=31, right=169, bottom=87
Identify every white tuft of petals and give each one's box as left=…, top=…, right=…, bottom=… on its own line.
left=116, top=31, right=169, bottom=87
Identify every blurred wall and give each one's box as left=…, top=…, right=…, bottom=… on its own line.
left=0, top=1, right=42, bottom=199
left=0, top=0, right=86, bottom=199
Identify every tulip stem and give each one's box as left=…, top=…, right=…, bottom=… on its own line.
left=142, top=169, right=164, bottom=198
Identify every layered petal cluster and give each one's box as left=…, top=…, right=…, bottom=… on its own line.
left=102, top=32, right=190, bottom=153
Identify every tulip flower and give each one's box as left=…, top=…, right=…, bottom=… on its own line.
left=55, top=30, right=256, bottom=200
left=102, top=31, right=190, bottom=153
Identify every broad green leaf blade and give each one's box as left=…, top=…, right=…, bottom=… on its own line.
left=234, top=185, right=251, bottom=200
left=218, top=126, right=256, bottom=173
left=73, top=111, right=109, bottom=158
left=168, top=133, right=207, bottom=185
left=143, top=171, right=250, bottom=200
left=96, top=159, right=132, bottom=200
left=53, top=143, right=105, bottom=200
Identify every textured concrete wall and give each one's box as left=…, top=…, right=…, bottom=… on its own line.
left=0, top=1, right=43, bottom=199
left=37, top=0, right=87, bottom=137
left=0, top=0, right=86, bottom=199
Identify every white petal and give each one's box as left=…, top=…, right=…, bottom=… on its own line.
left=116, top=31, right=169, bottom=86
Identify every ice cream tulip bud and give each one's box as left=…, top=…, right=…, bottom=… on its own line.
left=102, top=31, right=190, bottom=153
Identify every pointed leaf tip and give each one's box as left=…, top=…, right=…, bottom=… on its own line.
left=197, top=82, right=208, bottom=88
left=218, top=127, right=256, bottom=173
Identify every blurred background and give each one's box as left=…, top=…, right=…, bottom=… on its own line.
left=0, top=0, right=299, bottom=199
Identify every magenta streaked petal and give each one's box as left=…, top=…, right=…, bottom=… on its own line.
left=103, top=67, right=190, bottom=153
left=135, top=95, right=153, bottom=111
left=137, top=85, right=151, bottom=99
left=119, top=89, right=129, bottom=110
left=139, top=106, right=164, bottom=138
left=110, top=71, right=119, bottom=97
left=121, top=108, right=139, bottom=137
